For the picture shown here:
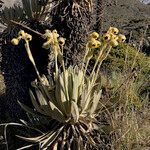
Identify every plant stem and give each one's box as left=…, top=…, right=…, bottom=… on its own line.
left=81, top=45, right=90, bottom=71
left=54, top=45, right=59, bottom=79
left=25, top=41, right=41, bottom=80
left=90, top=44, right=107, bottom=77
left=94, top=45, right=112, bottom=81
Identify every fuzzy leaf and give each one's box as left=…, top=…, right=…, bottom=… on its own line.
left=48, top=101, right=66, bottom=123
left=71, top=101, right=80, bottom=123
left=29, top=90, right=45, bottom=114
left=89, top=90, right=102, bottom=115
left=35, top=88, right=48, bottom=106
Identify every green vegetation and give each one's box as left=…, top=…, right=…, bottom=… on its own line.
left=103, top=44, right=150, bottom=74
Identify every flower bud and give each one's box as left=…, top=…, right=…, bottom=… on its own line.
left=58, top=37, right=66, bottom=46
left=108, top=27, right=119, bottom=35
left=11, top=38, right=19, bottom=45
left=90, top=32, right=99, bottom=39
left=25, top=33, right=32, bottom=41
left=88, top=38, right=101, bottom=49
left=118, top=34, right=126, bottom=43
left=103, top=33, right=111, bottom=42
left=18, top=30, right=25, bottom=37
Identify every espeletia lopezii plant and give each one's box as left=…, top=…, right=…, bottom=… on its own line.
left=8, top=26, right=126, bottom=149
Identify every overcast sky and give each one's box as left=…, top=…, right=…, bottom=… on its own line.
left=140, top=0, right=150, bottom=4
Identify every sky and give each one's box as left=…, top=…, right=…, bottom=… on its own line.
left=140, top=0, right=150, bottom=4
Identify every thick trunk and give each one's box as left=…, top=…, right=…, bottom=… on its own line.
left=96, top=0, right=105, bottom=34
left=50, top=1, right=95, bottom=66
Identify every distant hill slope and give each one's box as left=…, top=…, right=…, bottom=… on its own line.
left=103, top=0, right=150, bottom=45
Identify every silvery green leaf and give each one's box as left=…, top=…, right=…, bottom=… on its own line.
left=72, top=73, right=80, bottom=102
left=48, top=101, right=66, bottom=123
left=89, top=90, right=102, bottom=115
left=80, top=80, right=93, bottom=113
left=29, top=90, right=46, bottom=114
left=35, top=88, right=48, bottom=106
left=71, top=101, right=80, bottom=123
left=55, top=75, right=68, bottom=116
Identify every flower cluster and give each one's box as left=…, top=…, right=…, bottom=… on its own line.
left=83, top=27, right=126, bottom=73
left=87, top=32, right=102, bottom=49
left=42, top=29, right=66, bottom=50
left=11, top=30, right=32, bottom=45
left=102, top=27, right=126, bottom=47
left=87, top=27, right=126, bottom=49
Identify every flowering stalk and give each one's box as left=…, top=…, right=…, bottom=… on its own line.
left=53, top=45, right=59, bottom=79
left=11, top=30, right=41, bottom=81
left=94, top=45, right=112, bottom=81
left=82, top=44, right=91, bottom=70
left=25, top=41, right=41, bottom=80
left=90, top=43, right=107, bottom=77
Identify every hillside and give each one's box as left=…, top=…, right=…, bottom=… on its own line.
left=103, top=0, right=150, bottom=45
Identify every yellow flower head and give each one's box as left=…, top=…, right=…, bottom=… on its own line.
left=52, top=30, right=59, bottom=38
left=24, top=33, right=32, bottom=41
left=102, top=33, right=111, bottom=42
left=108, top=27, right=119, bottom=35
left=42, top=29, right=53, bottom=40
left=18, top=30, right=25, bottom=37
left=110, top=39, right=119, bottom=47
left=11, top=38, right=19, bottom=45
left=118, top=34, right=126, bottom=43
left=58, top=37, right=66, bottom=46
left=89, top=32, right=99, bottom=39
left=88, top=38, right=101, bottom=49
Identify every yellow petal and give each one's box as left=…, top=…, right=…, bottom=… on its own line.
left=42, top=30, right=53, bottom=39
left=95, top=40, right=101, bottom=47
left=42, top=41, right=51, bottom=49
left=52, top=30, right=59, bottom=38
left=110, top=33, right=118, bottom=40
